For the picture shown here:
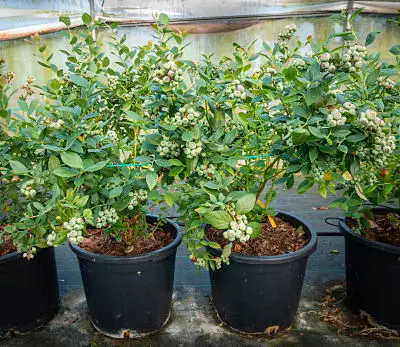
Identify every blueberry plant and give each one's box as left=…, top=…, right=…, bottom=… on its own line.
left=170, top=13, right=399, bottom=268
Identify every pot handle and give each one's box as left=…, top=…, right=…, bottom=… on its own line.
left=324, top=217, right=343, bottom=227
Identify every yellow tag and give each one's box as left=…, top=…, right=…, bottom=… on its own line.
left=257, top=199, right=276, bottom=228
left=256, top=199, right=265, bottom=208
left=268, top=215, right=277, bottom=228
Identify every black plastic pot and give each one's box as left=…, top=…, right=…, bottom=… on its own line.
left=70, top=216, right=182, bottom=338
left=339, top=207, right=400, bottom=330
left=207, top=210, right=317, bottom=333
left=0, top=247, right=59, bottom=337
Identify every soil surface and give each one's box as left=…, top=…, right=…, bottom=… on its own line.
left=207, top=216, right=308, bottom=256
left=0, top=225, right=17, bottom=257
left=354, top=213, right=400, bottom=247
left=80, top=226, right=174, bottom=257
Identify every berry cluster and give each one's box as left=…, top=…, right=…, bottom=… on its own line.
left=80, top=123, right=102, bottom=136
left=22, top=247, right=36, bottom=260
left=310, top=165, right=325, bottom=181
left=152, top=61, right=184, bottom=86
left=378, top=76, right=396, bottom=90
left=128, top=189, right=148, bottom=210
left=278, top=23, right=297, bottom=49
left=183, top=141, right=202, bottom=159
left=40, top=118, right=65, bottom=129
left=95, top=208, right=119, bottom=228
left=318, top=52, right=337, bottom=73
left=63, top=217, right=85, bottom=244
left=224, top=80, right=247, bottom=100
left=108, top=75, right=119, bottom=90
left=358, top=109, right=384, bottom=130
left=327, top=109, right=347, bottom=127
left=105, top=129, right=118, bottom=144
left=46, top=231, right=57, bottom=246
left=195, top=164, right=216, bottom=180
left=223, top=215, right=253, bottom=243
left=291, top=58, right=306, bottom=70
left=157, top=135, right=181, bottom=158
left=343, top=44, right=368, bottom=73
left=166, top=107, right=202, bottom=127
left=225, top=115, right=244, bottom=132
left=20, top=180, right=36, bottom=198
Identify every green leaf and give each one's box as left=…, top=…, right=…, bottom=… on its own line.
left=331, top=129, right=351, bottom=138
left=248, top=221, right=262, bottom=239
left=309, top=147, right=318, bottom=162
left=389, top=44, right=400, bottom=55
left=164, top=192, right=175, bottom=207
left=109, top=186, right=123, bottom=199
left=298, top=179, right=314, bottom=194
left=33, top=202, right=44, bottom=210
left=158, top=13, right=170, bottom=26
left=69, top=74, right=89, bottom=88
left=349, top=8, right=364, bottom=22
left=182, top=130, right=194, bottom=142
left=102, top=57, right=110, bottom=67
left=308, top=126, right=326, bottom=138
left=169, top=159, right=185, bottom=166
left=235, top=193, right=256, bottom=214
left=338, top=145, right=348, bottom=153
left=146, top=171, right=158, bottom=190
left=318, top=183, right=327, bottom=198
left=85, top=160, right=109, bottom=172
left=82, top=13, right=92, bottom=26
left=365, top=31, right=382, bottom=46
left=124, top=110, right=142, bottom=122
left=59, top=16, right=71, bottom=27
left=204, top=211, right=232, bottom=230
left=52, top=167, right=80, bottom=178
left=286, top=164, right=302, bottom=174
left=9, top=160, right=28, bottom=174
left=346, top=133, right=366, bottom=143
left=350, top=157, right=360, bottom=177
left=76, top=195, right=89, bottom=208
left=61, top=151, right=84, bottom=170
left=292, top=128, right=310, bottom=145
left=305, top=87, right=323, bottom=106
left=48, top=156, right=60, bottom=172
left=283, top=66, right=297, bottom=81
left=155, top=159, right=173, bottom=167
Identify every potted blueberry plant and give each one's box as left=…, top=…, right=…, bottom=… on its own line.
left=0, top=61, right=59, bottom=336
left=11, top=14, right=185, bottom=337
left=152, top=24, right=323, bottom=333
left=280, top=11, right=399, bottom=329
left=314, top=12, right=400, bottom=330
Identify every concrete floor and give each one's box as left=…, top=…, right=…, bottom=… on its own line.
left=1, top=186, right=399, bottom=347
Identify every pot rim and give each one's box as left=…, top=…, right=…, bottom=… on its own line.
left=206, top=210, right=317, bottom=264
left=70, top=215, right=182, bottom=264
left=339, top=207, right=400, bottom=255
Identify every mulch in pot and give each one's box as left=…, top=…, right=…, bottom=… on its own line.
left=349, top=213, right=400, bottom=247
left=80, top=223, right=174, bottom=257
left=207, top=216, right=308, bottom=256
left=0, top=225, right=16, bottom=257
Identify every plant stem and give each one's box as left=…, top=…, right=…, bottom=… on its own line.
left=256, top=157, right=280, bottom=200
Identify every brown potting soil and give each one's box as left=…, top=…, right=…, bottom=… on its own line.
left=207, top=217, right=308, bottom=256
left=352, top=213, right=400, bottom=247
left=80, top=226, right=174, bottom=257
left=0, top=225, right=17, bottom=257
